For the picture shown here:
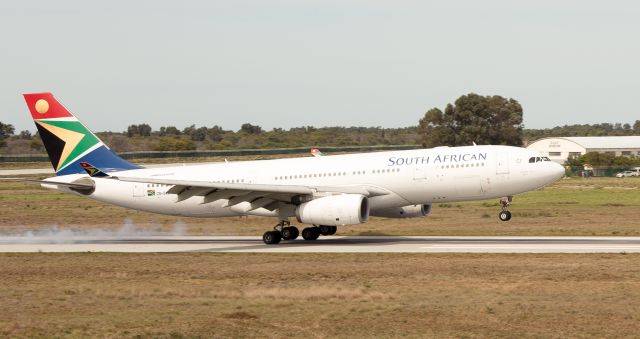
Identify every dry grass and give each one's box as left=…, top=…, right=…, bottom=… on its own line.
left=1, top=177, right=639, bottom=236
left=0, top=253, right=639, bottom=338
left=1, top=174, right=639, bottom=337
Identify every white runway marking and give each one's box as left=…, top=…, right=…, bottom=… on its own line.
left=1, top=236, right=640, bottom=253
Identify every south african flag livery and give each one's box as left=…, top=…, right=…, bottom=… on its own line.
left=24, top=93, right=140, bottom=176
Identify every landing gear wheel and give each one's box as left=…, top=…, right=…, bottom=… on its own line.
left=281, top=226, right=299, bottom=240
left=263, top=231, right=282, bottom=244
left=499, top=211, right=512, bottom=222
left=302, top=227, right=320, bottom=241
left=318, top=225, right=333, bottom=236
left=328, top=226, right=337, bottom=235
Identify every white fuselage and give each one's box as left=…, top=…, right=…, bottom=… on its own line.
left=45, top=145, right=565, bottom=219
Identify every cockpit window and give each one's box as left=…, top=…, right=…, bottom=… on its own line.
left=529, top=156, right=551, bottom=163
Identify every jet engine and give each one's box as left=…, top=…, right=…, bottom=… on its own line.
left=295, top=194, right=369, bottom=225
left=370, top=204, right=432, bottom=218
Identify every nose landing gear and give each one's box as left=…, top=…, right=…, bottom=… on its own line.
left=499, top=210, right=512, bottom=222
left=498, top=196, right=512, bottom=222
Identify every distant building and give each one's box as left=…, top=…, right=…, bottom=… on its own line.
left=526, top=136, right=640, bottom=163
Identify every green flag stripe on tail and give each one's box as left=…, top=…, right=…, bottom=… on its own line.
left=37, top=120, right=101, bottom=170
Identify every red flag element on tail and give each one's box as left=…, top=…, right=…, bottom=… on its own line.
left=23, top=92, right=74, bottom=120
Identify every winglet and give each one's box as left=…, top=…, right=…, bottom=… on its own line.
left=310, top=148, right=325, bottom=157
left=79, top=162, right=110, bottom=177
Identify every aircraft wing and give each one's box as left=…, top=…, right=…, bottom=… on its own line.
left=113, top=175, right=389, bottom=208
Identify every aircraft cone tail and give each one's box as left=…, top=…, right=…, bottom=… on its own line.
left=23, top=92, right=141, bottom=176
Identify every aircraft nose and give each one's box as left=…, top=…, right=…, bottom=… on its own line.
left=551, top=162, right=565, bottom=181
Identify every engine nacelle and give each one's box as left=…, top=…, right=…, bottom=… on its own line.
left=295, top=194, right=369, bottom=226
left=371, top=204, right=432, bottom=219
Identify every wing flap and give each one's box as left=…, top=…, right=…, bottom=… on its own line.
left=176, top=187, right=214, bottom=202
left=225, top=191, right=266, bottom=207
left=202, top=189, right=247, bottom=204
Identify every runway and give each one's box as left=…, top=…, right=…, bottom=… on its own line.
left=1, top=236, right=640, bottom=253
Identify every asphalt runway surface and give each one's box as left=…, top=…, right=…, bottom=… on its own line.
left=1, top=236, right=640, bottom=253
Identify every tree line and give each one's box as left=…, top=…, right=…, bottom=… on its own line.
left=524, top=121, right=640, bottom=141
left=2, top=93, right=639, bottom=164
left=565, top=151, right=640, bottom=168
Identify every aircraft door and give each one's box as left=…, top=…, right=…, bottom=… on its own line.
left=496, top=153, right=509, bottom=174
left=413, top=163, right=427, bottom=181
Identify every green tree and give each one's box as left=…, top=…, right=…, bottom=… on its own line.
left=418, top=93, right=523, bottom=148
left=182, top=124, right=196, bottom=136
left=240, top=123, right=263, bottom=134
left=191, top=127, right=208, bottom=141
left=126, top=125, right=139, bottom=137
left=0, top=121, right=15, bottom=147
left=208, top=125, right=227, bottom=142
left=138, top=123, right=152, bottom=137
left=159, top=126, right=181, bottom=136
left=126, top=124, right=152, bottom=137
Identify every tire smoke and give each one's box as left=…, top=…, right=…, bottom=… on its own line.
left=0, top=219, right=188, bottom=244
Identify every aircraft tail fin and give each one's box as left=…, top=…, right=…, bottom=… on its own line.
left=23, top=92, right=141, bottom=176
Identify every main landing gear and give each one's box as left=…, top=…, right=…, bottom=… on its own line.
left=263, top=221, right=300, bottom=245
left=318, top=225, right=337, bottom=236
left=262, top=222, right=337, bottom=245
left=301, top=227, right=320, bottom=241
left=498, top=196, right=513, bottom=222
left=301, top=225, right=337, bottom=241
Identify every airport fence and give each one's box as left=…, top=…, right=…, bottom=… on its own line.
left=0, top=145, right=422, bottom=163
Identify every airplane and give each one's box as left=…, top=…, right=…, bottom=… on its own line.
left=5, top=92, right=565, bottom=245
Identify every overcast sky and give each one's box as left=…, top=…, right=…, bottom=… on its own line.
left=1, top=0, right=639, bottom=133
